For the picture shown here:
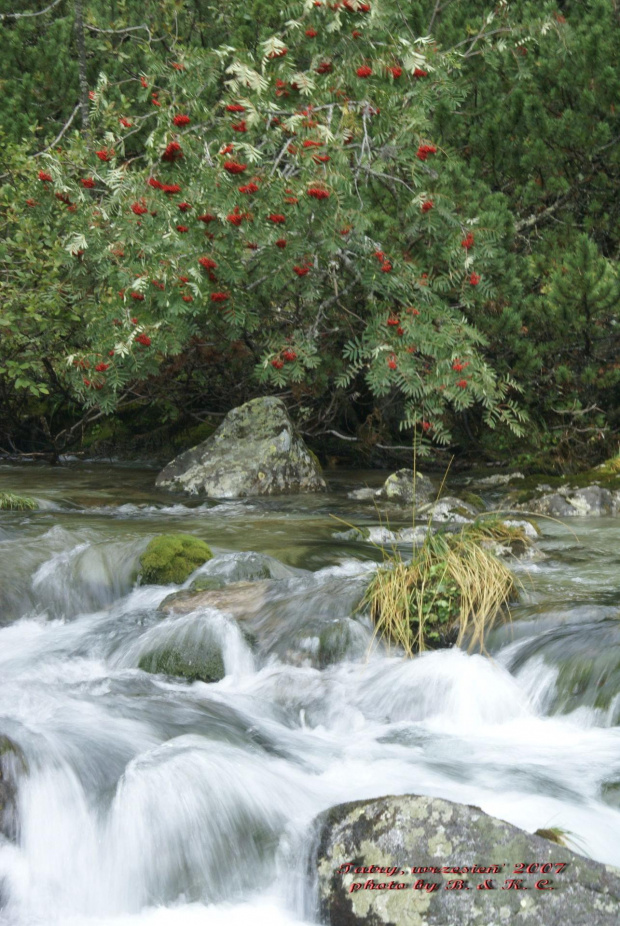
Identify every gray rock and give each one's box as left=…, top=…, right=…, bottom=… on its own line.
left=418, top=496, right=477, bottom=523
left=155, top=397, right=326, bottom=497
left=376, top=470, right=436, bottom=507
left=477, top=472, right=525, bottom=487
left=518, top=485, right=615, bottom=517
left=315, top=794, right=620, bottom=926
left=159, top=580, right=271, bottom=620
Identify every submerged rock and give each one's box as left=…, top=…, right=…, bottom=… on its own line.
left=316, top=794, right=620, bottom=926
left=137, top=534, right=213, bottom=585
left=160, top=579, right=270, bottom=620
left=155, top=396, right=326, bottom=497
left=138, top=639, right=225, bottom=684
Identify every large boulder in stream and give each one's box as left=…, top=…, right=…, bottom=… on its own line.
left=155, top=396, right=326, bottom=497
left=316, top=794, right=620, bottom=926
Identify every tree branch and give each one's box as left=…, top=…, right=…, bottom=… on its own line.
left=31, top=102, right=80, bottom=157
left=0, top=0, right=64, bottom=21
left=74, top=0, right=90, bottom=134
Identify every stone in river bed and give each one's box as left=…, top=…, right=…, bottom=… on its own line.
left=516, top=485, right=616, bottom=517
left=155, top=396, right=326, bottom=497
left=315, top=794, right=620, bottom=926
left=375, top=469, right=436, bottom=507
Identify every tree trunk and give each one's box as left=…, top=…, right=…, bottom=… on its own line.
left=74, top=0, right=90, bottom=135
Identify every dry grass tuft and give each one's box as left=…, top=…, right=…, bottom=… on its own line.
left=362, top=524, right=520, bottom=657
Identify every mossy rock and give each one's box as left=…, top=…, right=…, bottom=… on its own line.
left=137, top=534, right=213, bottom=585
left=458, top=490, right=486, bottom=511
left=0, top=492, right=38, bottom=511
left=318, top=619, right=368, bottom=667
left=0, top=735, right=28, bottom=840
left=138, top=643, right=225, bottom=683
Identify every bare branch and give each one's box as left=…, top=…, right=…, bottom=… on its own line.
left=31, top=102, right=80, bottom=157
left=0, top=0, right=64, bottom=21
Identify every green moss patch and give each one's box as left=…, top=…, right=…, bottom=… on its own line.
left=138, top=534, right=213, bottom=585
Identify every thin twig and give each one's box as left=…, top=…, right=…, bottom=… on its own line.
left=0, top=0, right=63, bottom=20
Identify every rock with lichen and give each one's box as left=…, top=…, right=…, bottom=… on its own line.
left=315, top=794, right=620, bottom=925
left=155, top=396, right=326, bottom=497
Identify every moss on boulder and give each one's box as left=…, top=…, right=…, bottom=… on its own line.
left=137, top=534, right=213, bottom=585
left=138, top=642, right=225, bottom=683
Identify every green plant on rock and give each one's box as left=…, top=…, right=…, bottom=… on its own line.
left=138, top=533, right=213, bottom=585
left=0, top=492, right=38, bottom=511
left=362, top=524, right=519, bottom=657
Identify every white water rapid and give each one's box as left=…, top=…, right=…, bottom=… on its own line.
left=0, top=465, right=619, bottom=926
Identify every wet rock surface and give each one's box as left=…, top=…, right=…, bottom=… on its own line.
left=315, top=794, right=620, bottom=925
left=155, top=396, right=326, bottom=498
left=375, top=470, right=436, bottom=507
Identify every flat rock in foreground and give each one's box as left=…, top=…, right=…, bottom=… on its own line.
left=315, top=794, right=620, bottom=925
left=156, top=396, right=326, bottom=497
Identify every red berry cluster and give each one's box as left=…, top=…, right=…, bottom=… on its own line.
left=162, top=142, right=183, bottom=162
left=224, top=160, right=247, bottom=174
left=136, top=333, right=152, bottom=346
left=356, top=66, right=372, bottom=78
left=461, top=232, right=475, bottom=249
left=307, top=187, right=330, bottom=199
left=374, top=250, right=392, bottom=273
left=416, top=144, right=437, bottom=161
left=173, top=114, right=191, bottom=127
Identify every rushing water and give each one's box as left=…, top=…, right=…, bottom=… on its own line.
left=0, top=463, right=619, bottom=926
